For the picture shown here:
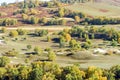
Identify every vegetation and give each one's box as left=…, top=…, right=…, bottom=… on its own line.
left=0, top=0, right=120, bottom=80
left=0, top=61, right=119, bottom=80
left=0, top=18, right=18, bottom=26
left=4, top=49, right=18, bottom=57
left=0, top=56, right=10, bottom=67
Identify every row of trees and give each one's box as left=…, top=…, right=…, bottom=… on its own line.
left=9, top=28, right=49, bottom=38
left=70, top=26, right=120, bottom=42
left=0, top=58, right=120, bottom=80
left=20, top=0, right=40, bottom=9
left=84, top=17, right=120, bottom=25
left=22, top=14, right=67, bottom=25
left=58, top=26, right=120, bottom=50
left=0, top=18, right=18, bottom=26
left=9, top=29, right=27, bottom=37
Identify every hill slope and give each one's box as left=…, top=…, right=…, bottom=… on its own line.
left=65, top=2, right=120, bottom=17
left=95, top=0, right=120, bottom=6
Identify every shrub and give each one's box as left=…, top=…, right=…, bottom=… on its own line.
left=0, top=56, right=10, bottom=67
left=34, top=46, right=43, bottom=55
left=47, top=36, right=51, bottom=42
left=27, top=45, right=32, bottom=50
left=16, top=29, right=27, bottom=35
left=1, top=27, right=7, bottom=33
left=48, top=51, right=56, bottom=61
left=30, top=16, right=39, bottom=24
left=34, top=29, right=48, bottom=37
left=9, top=30, right=18, bottom=37
left=4, top=49, right=19, bottom=57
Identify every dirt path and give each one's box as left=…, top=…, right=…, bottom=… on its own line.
left=0, top=26, right=72, bottom=31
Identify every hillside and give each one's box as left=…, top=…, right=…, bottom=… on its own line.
left=0, top=1, right=120, bottom=80
left=0, top=0, right=120, bottom=27
left=65, top=2, right=120, bottom=17
left=95, top=0, right=120, bottom=6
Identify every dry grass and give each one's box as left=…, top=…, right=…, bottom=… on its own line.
left=65, top=2, right=120, bottom=17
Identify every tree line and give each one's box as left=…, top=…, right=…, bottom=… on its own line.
left=0, top=18, right=17, bottom=26
left=0, top=57, right=120, bottom=80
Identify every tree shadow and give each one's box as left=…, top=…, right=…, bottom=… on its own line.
left=52, top=38, right=59, bottom=43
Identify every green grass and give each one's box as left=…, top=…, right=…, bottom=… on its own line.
left=0, top=26, right=120, bottom=69
left=65, top=2, right=120, bottom=17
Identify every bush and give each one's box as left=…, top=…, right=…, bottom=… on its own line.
left=27, top=45, right=32, bottom=50
left=30, top=16, right=39, bottom=24
left=16, top=29, right=27, bottom=35
left=9, top=30, right=18, bottom=37
left=34, top=29, right=48, bottom=37
left=48, top=51, right=56, bottom=61
left=4, top=49, right=19, bottom=57
left=47, top=36, right=51, bottom=42
left=0, top=56, right=10, bottom=67
left=110, top=65, right=120, bottom=79
left=59, top=19, right=66, bottom=25
left=1, top=27, right=7, bottom=33
left=0, top=18, right=18, bottom=26
left=82, top=42, right=90, bottom=50
left=34, top=46, right=43, bottom=55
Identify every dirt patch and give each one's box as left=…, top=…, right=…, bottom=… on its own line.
left=99, top=9, right=109, bottom=12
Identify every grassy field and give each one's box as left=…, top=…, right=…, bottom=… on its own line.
left=0, top=25, right=120, bottom=69
left=65, top=2, right=120, bottom=17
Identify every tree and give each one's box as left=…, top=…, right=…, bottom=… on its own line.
left=86, top=66, right=107, bottom=80
left=35, top=29, right=48, bottom=37
left=3, top=18, right=17, bottom=26
left=69, top=39, right=81, bottom=50
left=0, top=68, right=6, bottom=79
left=62, top=65, right=85, bottom=80
left=22, top=14, right=28, bottom=21
left=59, top=36, right=66, bottom=48
left=74, top=16, right=80, bottom=23
left=59, top=19, right=66, bottom=25
left=69, top=39, right=77, bottom=48
left=41, top=17, right=48, bottom=25
left=111, top=39, right=117, bottom=47
left=58, top=8, right=64, bottom=17
left=82, top=42, right=90, bottom=50
left=1, top=27, right=7, bottom=33
left=30, top=9, right=38, bottom=15
left=30, top=16, right=39, bottom=24
left=18, top=66, right=31, bottom=80
left=42, top=72, right=56, bottom=80
left=34, top=46, right=43, bottom=55
left=48, top=51, right=56, bottom=61
left=91, top=33, right=95, bottom=39
left=65, top=33, right=71, bottom=42
left=17, top=29, right=27, bottom=35
left=29, top=68, right=43, bottom=80
left=47, top=36, right=51, bottom=42
left=118, top=38, right=120, bottom=43
left=0, top=56, right=10, bottom=67
left=6, top=67, right=19, bottom=80
left=110, top=65, right=120, bottom=79
left=9, top=30, right=18, bottom=37
left=27, top=45, right=32, bottom=50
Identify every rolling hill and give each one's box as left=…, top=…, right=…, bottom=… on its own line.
left=65, top=2, right=120, bottom=17
left=95, top=0, right=120, bottom=6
